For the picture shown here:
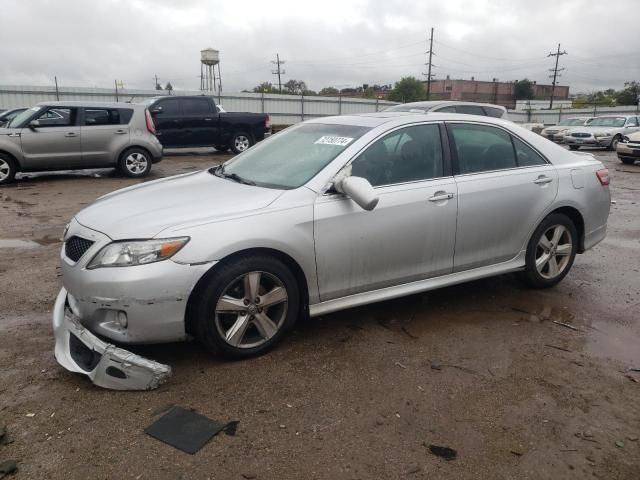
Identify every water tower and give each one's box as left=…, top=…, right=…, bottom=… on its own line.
left=200, top=48, right=222, bottom=92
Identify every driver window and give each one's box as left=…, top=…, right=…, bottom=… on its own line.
left=350, top=124, right=444, bottom=186
left=627, top=117, right=639, bottom=127
left=36, top=108, right=76, bottom=127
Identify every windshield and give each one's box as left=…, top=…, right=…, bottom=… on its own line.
left=588, top=117, right=626, bottom=127
left=219, top=123, right=371, bottom=189
left=7, top=106, right=40, bottom=128
left=559, top=118, right=587, bottom=126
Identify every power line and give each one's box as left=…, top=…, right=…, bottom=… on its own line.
left=548, top=43, right=567, bottom=108
left=423, top=27, right=435, bottom=100
left=271, top=53, right=286, bottom=93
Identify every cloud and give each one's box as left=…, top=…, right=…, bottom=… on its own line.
left=0, top=0, right=638, bottom=94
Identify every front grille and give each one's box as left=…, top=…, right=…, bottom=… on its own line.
left=65, top=236, right=94, bottom=262
left=571, top=132, right=591, bottom=138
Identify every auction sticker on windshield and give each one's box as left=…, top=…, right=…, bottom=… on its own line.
left=314, top=136, right=354, bottom=146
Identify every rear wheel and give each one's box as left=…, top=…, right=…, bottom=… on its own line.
left=118, top=148, right=152, bottom=178
left=568, top=145, right=580, bottom=151
left=522, top=213, right=578, bottom=288
left=193, top=255, right=300, bottom=359
left=0, top=154, right=17, bottom=185
left=230, top=132, right=253, bottom=154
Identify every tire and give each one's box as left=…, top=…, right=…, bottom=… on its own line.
left=118, top=148, right=152, bottom=178
left=522, top=213, right=578, bottom=289
left=0, top=153, right=17, bottom=185
left=230, top=132, right=253, bottom=154
left=568, top=145, right=580, bottom=151
left=193, top=255, right=300, bottom=359
left=215, top=145, right=229, bottom=152
left=609, top=135, right=621, bottom=151
left=620, top=157, right=637, bottom=165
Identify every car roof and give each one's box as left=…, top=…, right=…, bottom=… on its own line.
left=386, top=100, right=507, bottom=111
left=36, top=101, right=142, bottom=108
left=305, top=111, right=512, bottom=128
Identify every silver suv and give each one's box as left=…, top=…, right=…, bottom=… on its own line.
left=0, top=101, right=163, bottom=185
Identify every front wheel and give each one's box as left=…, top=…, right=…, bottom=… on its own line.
left=118, top=148, right=152, bottom=178
left=0, top=154, right=17, bottom=185
left=522, top=213, right=578, bottom=288
left=609, top=135, right=621, bottom=151
left=230, top=132, right=253, bottom=154
left=193, top=255, right=300, bottom=359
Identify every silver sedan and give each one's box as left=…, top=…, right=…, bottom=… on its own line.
left=53, top=112, right=611, bottom=389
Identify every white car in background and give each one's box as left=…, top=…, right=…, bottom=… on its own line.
left=541, top=117, right=593, bottom=143
left=563, top=115, right=640, bottom=150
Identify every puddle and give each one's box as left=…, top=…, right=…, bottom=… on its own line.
left=601, top=237, right=640, bottom=250
left=583, top=317, right=640, bottom=366
left=34, top=235, right=61, bottom=246
left=0, top=239, right=41, bottom=249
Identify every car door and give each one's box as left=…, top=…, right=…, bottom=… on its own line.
left=179, top=97, right=217, bottom=146
left=19, top=107, right=82, bottom=169
left=150, top=98, right=182, bottom=147
left=447, top=122, right=558, bottom=272
left=80, top=107, right=131, bottom=166
left=314, top=123, right=458, bottom=301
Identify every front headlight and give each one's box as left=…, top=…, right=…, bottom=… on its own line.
left=87, top=237, right=189, bottom=269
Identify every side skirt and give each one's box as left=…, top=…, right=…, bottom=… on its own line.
left=309, top=252, right=526, bottom=317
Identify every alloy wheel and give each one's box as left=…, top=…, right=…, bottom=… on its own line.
left=0, top=158, right=10, bottom=181
left=214, top=271, right=288, bottom=349
left=535, top=224, right=573, bottom=280
left=234, top=135, right=250, bottom=152
left=125, top=152, right=148, bottom=174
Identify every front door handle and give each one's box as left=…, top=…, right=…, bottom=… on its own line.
left=534, top=175, right=553, bottom=185
left=428, top=192, right=455, bottom=202
left=204, top=118, right=213, bottom=121
left=64, top=132, right=78, bottom=138
left=114, top=129, right=127, bottom=135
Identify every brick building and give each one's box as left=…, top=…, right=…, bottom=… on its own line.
left=425, top=78, right=570, bottom=109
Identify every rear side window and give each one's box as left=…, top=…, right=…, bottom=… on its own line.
left=84, top=108, right=132, bottom=126
left=449, top=123, right=516, bottom=174
left=483, top=106, right=505, bottom=118
left=455, top=105, right=487, bottom=116
left=182, top=98, right=212, bottom=115
left=513, top=137, right=546, bottom=167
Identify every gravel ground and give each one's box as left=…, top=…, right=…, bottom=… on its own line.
left=0, top=147, right=639, bottom=480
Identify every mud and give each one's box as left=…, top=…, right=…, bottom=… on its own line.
left=0, top=149, right=639, bottom=479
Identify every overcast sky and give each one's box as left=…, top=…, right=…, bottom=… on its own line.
left=1, top=0, right=638, bottom=95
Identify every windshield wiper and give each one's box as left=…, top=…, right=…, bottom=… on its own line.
left=211, top=165, right=256, bottom=186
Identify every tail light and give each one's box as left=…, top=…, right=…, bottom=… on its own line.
left=265, top=113, right=271, bottom=130
left=145, top=109, right=156, bottom=135
left=596, top=168, right=609, bottom=186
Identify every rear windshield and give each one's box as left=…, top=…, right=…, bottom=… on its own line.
left=220, top=123, right=371, bottom=189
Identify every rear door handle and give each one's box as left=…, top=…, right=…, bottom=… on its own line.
left=428, top=192, right=454, bottom=202
left=64, top=132, right=77, bottom=138
left=534, top=175, right=553, bottom=185
left=114, top=129, right=127, bottom=135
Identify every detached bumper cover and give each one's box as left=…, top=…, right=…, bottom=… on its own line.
left=53, top=288, right=172, bottom=390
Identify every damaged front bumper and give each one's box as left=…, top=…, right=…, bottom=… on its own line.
left=52, top=288, right=172, bottom=390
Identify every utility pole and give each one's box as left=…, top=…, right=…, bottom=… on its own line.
left=547, top=43, right=567, bottom=109
left=423, top=27, right=435, bottom=100
left=271, top=54, right=286, bottom=94
left=115, top=79, right=119, bottom=102
left=154, top=74, right=160, bottom=90
left=54, top=76, right=60, bottom=101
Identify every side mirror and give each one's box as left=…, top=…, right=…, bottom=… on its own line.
left=28, top=119, right=40, bottom=129
left=335, top=175, right=379, bottom=211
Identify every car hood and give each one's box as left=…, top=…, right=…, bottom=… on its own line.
left=75, top=170, right=286, bottom=239
left=566, top=126, right=622, bottom=134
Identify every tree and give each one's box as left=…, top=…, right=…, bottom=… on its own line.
left=155, top=83, right=163, bottom=91
left=164, top=82, right=173, bottom=94
left=615, top=81, right=640, bottom=106
left=387, top=77, right=424, bottom=103
left=253, top=82, right=275, bottom=93
left=283, top=79, right=307, bottom=95
left=319, top=87, right=339, bottom=96
left=514, top=79, right=534, bottom=100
